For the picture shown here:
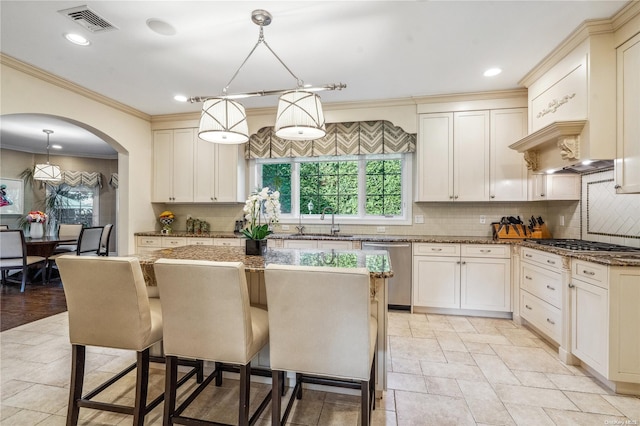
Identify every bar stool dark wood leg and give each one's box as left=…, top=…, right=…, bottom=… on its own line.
left=67, top=345, right=85, bottom=426
left=133, top=349, right=150, bottom=426
left=238, top=364, right=250, bottom=426
left=163, top=355, right=178, bottom=426
left=272, top=370, right=282, bottom=425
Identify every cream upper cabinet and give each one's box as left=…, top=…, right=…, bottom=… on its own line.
left=490, top=108, right=528, bottom=201
left=616, top=32, right=640, bottom=194
left=529, top=173, right=580, bottom=201
left=152, top=129, right=195, bottom=203
left=416, top=113, right=454, bottom=201
left=416, top=111, right=489, bottom=201
left=194, top=140, right=245, bottom=203
left=417, top=109, right=526, bottom=202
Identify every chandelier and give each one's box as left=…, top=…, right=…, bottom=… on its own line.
left=33, top=129, right=62, bottom=182
left=190, top=9, right=346, bottom=144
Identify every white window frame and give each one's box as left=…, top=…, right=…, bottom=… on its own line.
left=250, top=153, right=412, bottom=225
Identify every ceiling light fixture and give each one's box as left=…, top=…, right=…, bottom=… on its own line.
left=483, top=67, right=502, bottom=77
left=64, top=33, right=90, bottom=46
left=34, top=130, right=62, bottom=182
left=190, top=9, right=346, bottom=144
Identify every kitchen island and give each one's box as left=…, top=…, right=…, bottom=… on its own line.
left=133, top=245, right=392, bottom=397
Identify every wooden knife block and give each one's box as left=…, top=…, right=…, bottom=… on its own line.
left=530, top=224, right=552, bottom=239
left=491, top=223, right=530, bottom=239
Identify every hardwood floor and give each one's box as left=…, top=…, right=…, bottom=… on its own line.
left=0, top=275, right=67, bottom=332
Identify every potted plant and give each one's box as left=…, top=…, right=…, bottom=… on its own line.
left=24, top=210, right=48, bottom=238
left=241, top=187, right=280, bottom=255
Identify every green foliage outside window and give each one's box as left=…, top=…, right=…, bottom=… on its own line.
left=260, top=156, right=404, bottom=217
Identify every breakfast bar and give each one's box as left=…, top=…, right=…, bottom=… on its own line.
left=133, top=245, right=392, bottom=397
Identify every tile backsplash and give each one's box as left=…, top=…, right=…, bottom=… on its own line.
left=580, top=169, right=640, bottom=248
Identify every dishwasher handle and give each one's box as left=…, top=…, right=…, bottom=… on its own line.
left=362, top=242, right=411, bottom=248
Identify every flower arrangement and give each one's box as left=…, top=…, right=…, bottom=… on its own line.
left=25, top=210, right=47, bottom=223
left=241, top=187, right=281, bottom=240
left=159, top=210, right=175, bottom=233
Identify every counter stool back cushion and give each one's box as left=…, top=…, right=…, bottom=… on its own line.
left=264, top=264, right=377, bottom=425
left=76, top=226, right=104, bottom=255
left=0, top=229, right=46, bottom=292
left=154, top=259, right=270, bottom=426
left=98, top=223, right=113, bottom=256
left=56, top=256, right=164, bottom=426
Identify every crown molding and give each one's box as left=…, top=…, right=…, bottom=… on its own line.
left=413, top=88, right=527, bottom=105
left=611, top=0, right=640, bottom=31
left=1, top=53, right=150, bottom=121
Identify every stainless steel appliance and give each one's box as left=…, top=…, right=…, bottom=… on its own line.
left=526, top=239, right=640, bottom=253
left=362, top=241, right=411, bottom=310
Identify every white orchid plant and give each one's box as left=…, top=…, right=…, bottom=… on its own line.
left=241, top=187, right=281, bottom=240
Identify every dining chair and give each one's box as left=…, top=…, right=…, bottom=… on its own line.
left=154, top=259, right=271, bottom=426
left=56, top=256, right=202, bottom=426
left=52, top=223, right=83, bottom=254
left=0, top=229, right=47, bottom=292
left=47, top=226, right=104, bottom=281
left=0, top=225, right=9, bottom=230
left=98, top=223, right=113, bottom=256
left=264, top=264, right=377, bottom=426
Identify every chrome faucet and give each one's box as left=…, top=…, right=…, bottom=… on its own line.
left=295, top=213, right=305, bottom=235
left=320, top=207, right=340, bottom=235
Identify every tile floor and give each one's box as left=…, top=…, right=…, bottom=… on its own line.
left=1, top=311, right=640, bottom=425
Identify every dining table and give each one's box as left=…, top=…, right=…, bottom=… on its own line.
left=25, top=236, right=76, bottom=259
left=131, top=244, right=393, bottom=398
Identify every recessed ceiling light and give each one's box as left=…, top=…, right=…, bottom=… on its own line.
left=147, top=18, right=176, bottom=36
left=483, top=68, right=502, bottom=77
left=51, top=144, right=62, bottom=150
left=174, top=95, right=188, bottom=102
left=64, top=33, right=90, bottom=46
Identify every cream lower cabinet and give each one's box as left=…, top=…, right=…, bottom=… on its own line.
left=519, top=247, right=563, bottom=343
left=570, top=260, right=640, bottom=388
left=413, top=243, right=510, bottom=313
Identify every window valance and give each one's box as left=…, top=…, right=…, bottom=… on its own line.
left=59, top=171, right=102, bottom=188
left=109, top=173, right=118, bottom=189
left=245, top=120, right=416, bottom=159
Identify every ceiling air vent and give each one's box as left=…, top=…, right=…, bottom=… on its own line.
left=58, top=5, right=118, bottom=33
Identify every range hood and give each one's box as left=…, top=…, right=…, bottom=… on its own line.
left=509, top=25, right=617, bottom=174
left=509, top=120, right=614, bottom=173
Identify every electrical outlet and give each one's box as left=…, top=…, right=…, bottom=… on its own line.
left=559, top=215, right=565, bottom=226
left=376, top=226, right=386, bottom=233
left=414, top=215, right=424, bottom=224
left=281, top=224, right=290, bottom=231
left=480, top=215, right=486, bottom=224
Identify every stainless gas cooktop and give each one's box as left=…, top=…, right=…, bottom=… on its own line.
left=526, top=239, right=640, bottom=253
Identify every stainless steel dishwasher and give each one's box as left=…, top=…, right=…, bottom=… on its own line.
left=362, top=241, right=412, bottom=310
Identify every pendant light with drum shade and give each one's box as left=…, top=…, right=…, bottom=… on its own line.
left=188, top=9, right=345, bottom=144
left=33, top=130, right=62, bottom=182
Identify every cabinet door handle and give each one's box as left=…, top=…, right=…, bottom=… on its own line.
left=583, top=270, right=596, bottom=276
left=525, top=275, right=532, bottom=280
left=490, top=195, right=495, bottom=199
left=525, top=304, right=533, bottom=310
left=540, top=193, right=545, bottom=197
left=546, top=318, right=555, bottom=325
left=454, top=195, right=459, bottom=199
left=480, top=249, right=491, bottom=253
left=614, top=184, right=621, bottom=189
left=525, top=254, right=533, bottom=258
left=449, top=195, right=454, bottom=199
left=456, top=261, right=461, bottom=265
left=547, top=260, right=556, bottom=265
left=568, top=283, right=575, bottom=288
left=546, top=285, right=555, bottom=291
left=461, top=261, right=466, bottom=265
left=431, top=248, right=442, bottom=252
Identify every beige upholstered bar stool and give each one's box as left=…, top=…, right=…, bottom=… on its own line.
left=264, top=264, right=377, bottom=426
left=154, top=259, right=271, bottom=426
left=57, top=256, right=201, bottom=426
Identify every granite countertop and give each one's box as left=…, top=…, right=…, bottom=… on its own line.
left=134, top=231, right=640, bottom=267
left=135, top=231, right=240, bottom=238
left=133, top=245, right=393, bottom=286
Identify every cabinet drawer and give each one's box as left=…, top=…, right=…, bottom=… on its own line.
left=572, top=259, right=608, bottom=289
left=213, top=238, right=242, bottom=247
left=188, top=238, right=214, bottom=246
left=521, top=291, right=561, bottom=343
left=522, top=247, right=562, bottom=271
left=521, top=263, right=562, bottom=308
left=137, top=236, right=162, bottom=247
left=461, top=244, right=509, bottom=258
left=413, top=243, right=460, bottom=257
left=161, top=237, right=188, bottom=248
